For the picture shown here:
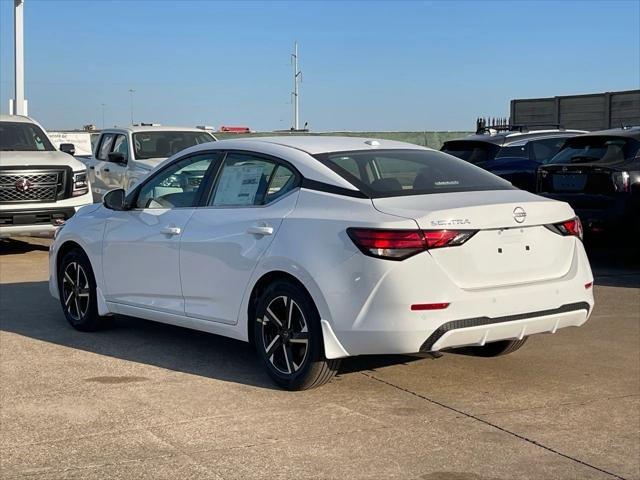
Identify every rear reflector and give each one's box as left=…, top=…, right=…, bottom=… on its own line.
left=585, top=282, right=593, bottom=289
left=411, top=303, right=450, bottom=311
left=347, top=228, right=477, bottom=260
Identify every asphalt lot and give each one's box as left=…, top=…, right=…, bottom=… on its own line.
left=0, top=237, right=638, bottom=480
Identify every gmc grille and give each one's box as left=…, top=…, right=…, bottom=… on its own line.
left=0, top=170, right=66, bottom=203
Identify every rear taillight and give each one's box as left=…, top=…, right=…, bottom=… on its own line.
left=612, top=171, right=630, bottom=192
left=347, top=228, right=476, bottom=260
left=546, top=216, right=583, bottom=240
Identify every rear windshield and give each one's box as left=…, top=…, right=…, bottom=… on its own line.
left=315, top=149, right=513, bottom=198
left=133, top=131, right=215, bottom=160
left=440, top=140, right=500, bottom=164
left=0, top=121, right=55, bottom=152
left=549, top=136, right=639, bottom=164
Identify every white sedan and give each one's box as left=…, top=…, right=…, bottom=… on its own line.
left=49, top=137, right=594, bottom=390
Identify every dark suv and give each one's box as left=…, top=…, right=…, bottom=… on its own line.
left=441, top=126, right=586, bottom=192
left=537, top=126, right=640, bottom=236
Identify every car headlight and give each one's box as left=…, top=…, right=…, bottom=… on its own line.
left=72, top=170, right=89, bottom=197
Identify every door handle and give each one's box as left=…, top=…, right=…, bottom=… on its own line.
left=247, top=225, right=274, bottom=236
left=160, top=226, right=181, bottom=236
left=104, top=168, right=110, bottom=172
left=89, top=166, right=95, bottom=170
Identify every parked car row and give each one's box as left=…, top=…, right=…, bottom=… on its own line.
left=441, top=125, right=640, bottom=237
left=0, top=114, right=629, bottom=390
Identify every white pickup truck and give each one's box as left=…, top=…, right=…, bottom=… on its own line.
left=0, top=114, right=93, bottom=238
left=83, top=125, right=216, bottom=200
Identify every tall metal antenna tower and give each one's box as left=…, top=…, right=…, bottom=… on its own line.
left=291, top=42, right=301, bottom=131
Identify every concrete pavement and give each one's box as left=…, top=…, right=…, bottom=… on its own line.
left=0, top=237, right=638, bottom=479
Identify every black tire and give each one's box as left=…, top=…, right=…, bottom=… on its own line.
left=254, top=280, right=340, bottom=390
left=452, top=337, right=528, bottom=357
left=57, top=248, right=110, bottom=332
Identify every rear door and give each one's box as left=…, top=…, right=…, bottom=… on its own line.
left=180, top=152, right=300, bottom=324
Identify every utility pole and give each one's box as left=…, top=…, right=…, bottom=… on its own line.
left=101, top=103, right=106, bottom=129
left=129, top=89, right=135, bottom=125
left=11, top=0, right=27, bottom=115
left=291, top=42, right=301, bottom=131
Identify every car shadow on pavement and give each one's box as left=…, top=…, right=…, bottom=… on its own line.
left=0, top=281, right=422, bottom=390
left=586, top=244, right=640, bottom=288
left=0, top=237, right=50, bottom=255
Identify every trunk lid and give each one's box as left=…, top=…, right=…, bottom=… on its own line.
left=372, top=190, right=576, bottom=289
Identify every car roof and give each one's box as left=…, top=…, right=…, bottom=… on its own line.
left=445, top=129, right=587, bottom=147
left=226, top=135, right=430, bottom=155
left=0, top=114, right=36, bottom=124
left=572, top=126, right=640, bottom=141
left=103, top=125, right=212, bottom=134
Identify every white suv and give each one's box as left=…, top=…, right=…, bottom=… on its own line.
left=0, top=115, right=93, bottom=238
left=84, top=125, right=216, bottom=200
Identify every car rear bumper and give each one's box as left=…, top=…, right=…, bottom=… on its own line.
left=325, top=238, right=594, bottom=358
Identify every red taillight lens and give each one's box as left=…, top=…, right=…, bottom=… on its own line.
left=347, top=228, right=476, bottom=260
left=546, top=216, right=583, bottom=240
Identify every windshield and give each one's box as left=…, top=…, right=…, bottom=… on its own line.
left=133, top=131, right=214, bottom=160
left=548, top=136, right=638, bottom=164
left=0, top=121, right=55, bottom=152
left=315, top=149, right=513, bottom=198
left=440, top=140, right=500, bottom=164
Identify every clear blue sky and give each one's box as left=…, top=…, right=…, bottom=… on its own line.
left=0, top=0, right=638, bottom=131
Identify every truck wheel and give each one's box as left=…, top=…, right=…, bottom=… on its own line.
left=58, top=248, right=110, bottom=331
left=254, top=280, right=340, bottom=390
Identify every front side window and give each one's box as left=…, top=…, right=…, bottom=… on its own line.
left=548, top=136, right=638, bottom=164
left=110, top=134, right=129, bottom=162
left=133, top=131, right=215, bottom=160
left=135, top=153, right=219, bottom=209
left=209, top=153, right=297, bottom=207
left=316, top=149, right=513, bottom=197
left=97, top=133, right=115, bottom=160
left=0, top=122, right=55, bottom=152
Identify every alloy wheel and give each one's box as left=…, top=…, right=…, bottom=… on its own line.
left=62, top=261, right=90, bottom=321
left=260, top=295, right=309, bottom=375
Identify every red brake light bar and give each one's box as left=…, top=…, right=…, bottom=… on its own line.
left=347, top=228, right=477, bottom=260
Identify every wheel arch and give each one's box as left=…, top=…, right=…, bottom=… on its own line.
left=245, top=269, right=332, bottom=348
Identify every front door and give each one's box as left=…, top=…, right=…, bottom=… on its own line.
left=180, top=152, right=300, bottom=324
left=101, top=152, right=220, bottom=315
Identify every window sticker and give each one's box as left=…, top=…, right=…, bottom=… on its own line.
left=214, top=164, right=264, bottom=206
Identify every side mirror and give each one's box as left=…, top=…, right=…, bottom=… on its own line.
left=103, top=188, right=127, bottom=211
left=60, top=143, right=76, bottom=156
left=108, top=152, right=127, bottom=164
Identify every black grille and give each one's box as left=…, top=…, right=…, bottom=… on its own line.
left=0, top=170, right=66, bottom=203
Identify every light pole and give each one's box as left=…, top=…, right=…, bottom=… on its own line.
left=101, top=103, right=106, bottom=129
left=11, top=0, right=26, bottom=115
left=128, top=89, right=135, bottom=125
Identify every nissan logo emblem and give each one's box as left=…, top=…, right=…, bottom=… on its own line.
left=14, top=178, right=32, bottom=192
left=513, top=207, right=526, bottom=223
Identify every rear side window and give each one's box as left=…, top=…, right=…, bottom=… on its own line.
left=495, top=141, right=529, bottom=159
left=209, top=153, right=298, bottom=207
left=530, top=137, right=569, bottom=163
left=315, top=149, right=513, bottom=198
left=441, top=141, right=500, bottom=164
